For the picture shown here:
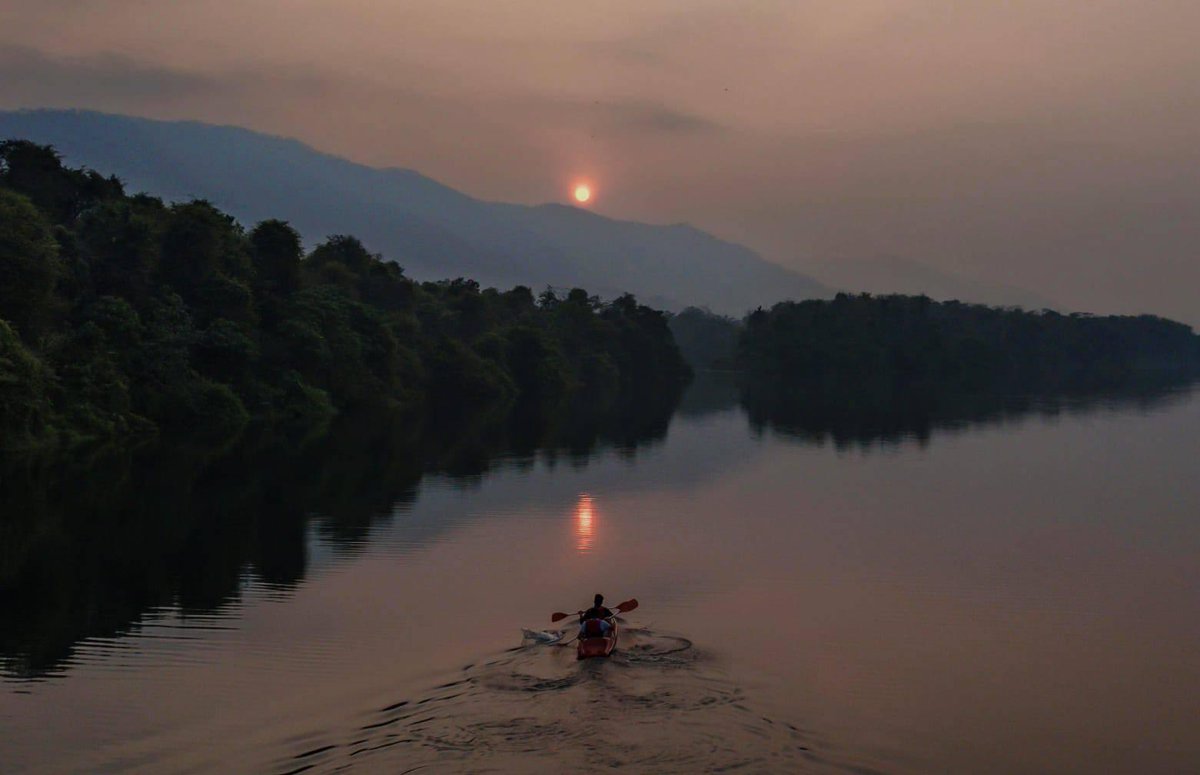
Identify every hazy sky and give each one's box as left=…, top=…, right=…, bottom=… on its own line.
left=1, top=1, right=1198, bottom=321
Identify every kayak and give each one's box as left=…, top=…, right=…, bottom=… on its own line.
left=576, top=617, right=618, bottom=660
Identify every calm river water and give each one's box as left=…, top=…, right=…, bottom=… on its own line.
left=2, top=377, right=1198, bottom=773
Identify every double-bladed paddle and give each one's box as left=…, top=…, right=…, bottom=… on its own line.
left=551, top=598, right=638, bottom=622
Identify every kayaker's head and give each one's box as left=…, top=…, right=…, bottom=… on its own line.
left=594, top=593, right=604, bottom=607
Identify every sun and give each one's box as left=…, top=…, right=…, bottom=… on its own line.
left=573, top=183, right=592, bottom=204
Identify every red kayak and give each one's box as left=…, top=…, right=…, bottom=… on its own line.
left=576, top=617, right=618, bottom=660
left=550, top=599, right=636, bottom=658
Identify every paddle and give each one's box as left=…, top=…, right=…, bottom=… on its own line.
left=551, top=598, right=638, bottom=622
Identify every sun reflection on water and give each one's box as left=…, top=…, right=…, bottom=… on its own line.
left=574, top=493, right=595, bottom=553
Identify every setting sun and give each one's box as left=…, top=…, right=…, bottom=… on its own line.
left=573, top=183, right=592, bottom=204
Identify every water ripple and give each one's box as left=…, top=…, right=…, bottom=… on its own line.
left=264, top=627, right=869, bottom=774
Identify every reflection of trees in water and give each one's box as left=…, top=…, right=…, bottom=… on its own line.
left=738, top=371, right=1198, bottom=449
left=674, top=371, right=742, bottom=418
left=4, top=370, right=1194, bottom=679
left=0, top=388, right=680, bottom=679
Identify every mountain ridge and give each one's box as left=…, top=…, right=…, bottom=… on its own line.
left=0, top=109, right=831, bottom=315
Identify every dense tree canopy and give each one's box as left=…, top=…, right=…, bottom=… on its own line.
left=0, top=141, right=690, bottom=450
left=739, top=293, right=1200, bottom=386
left=6, top=140, right=1194, bottom=454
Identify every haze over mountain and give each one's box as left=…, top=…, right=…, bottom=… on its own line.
left=807, top=256, right=1058, bottom=311
left=0, top=109, right=830, bottom=315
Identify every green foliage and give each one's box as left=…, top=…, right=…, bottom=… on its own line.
left=51, top=320, right=134, bottom=440
left=0, top=143, right=691, bottom=450
left=423, top=336, right=514, bottom=404
left=280, top=286, right=405, bottom=408
left=739, top=293, right=1200, bottom=387
left=74, top=197, right=164, bottom=305
left=0, top=140, right=123, bottom=225
left=160, top=201, right=255, bottom=327
left=503, top=325, right=570, bottom=399
left=0, top=320, right=54, bottom=447
left=249, top=219, right=302, bottom=299
left=194, top=317, right=259, bottom=385
left=274, top=370, right=336, bottom=426
left=174, top=378, right=250, bottom=439
left=0, top=189, right=61, bottom=340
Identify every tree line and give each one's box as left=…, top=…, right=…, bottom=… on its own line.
left=739, top=294, right=1200, bottom=385
left=670, top=296, right=1200, bottom=386
left=0, top=141, right=690, bottom=450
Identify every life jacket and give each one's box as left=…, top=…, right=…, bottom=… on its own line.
left=581, top=606, right=613, bottom=621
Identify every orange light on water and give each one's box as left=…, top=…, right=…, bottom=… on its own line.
left=574, top=493, right=595, bottom=553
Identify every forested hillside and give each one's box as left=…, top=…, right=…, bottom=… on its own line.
left=739, top=294, right=1200, bottom=385
left=0, top=141, right=689, bottom=450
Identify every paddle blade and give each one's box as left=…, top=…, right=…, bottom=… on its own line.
left=551, top=611, right=573, bottom=622
left=614, top=598, right=639, bottom=614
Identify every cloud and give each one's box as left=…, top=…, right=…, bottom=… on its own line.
left=504, top=95, right=725, bottom=139
left=0, top=45, right=218, bottom=104
left=1, top=1, right=1198, bottom=322
left=604, top=101, right=723, bottom=135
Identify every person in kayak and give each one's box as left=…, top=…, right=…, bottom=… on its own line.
left=579, top=594, right=614, bottom=637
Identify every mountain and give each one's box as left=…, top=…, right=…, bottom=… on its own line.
left=805, top=255, right=1057, bottom=310
left=0, top=109, right=830, bottom=315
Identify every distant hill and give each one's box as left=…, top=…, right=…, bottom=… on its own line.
left=0, top=109, right=830, bottom=315
left=806, top=255, right=1056, bottom=310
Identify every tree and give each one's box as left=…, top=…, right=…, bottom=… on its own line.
left=250, top=219, right=302, bottom=298
left=0, top=189, right=62, bottom=340
left=0, top=147, right=697, bottom=449
left=76, top=197, right=165, bottom=307
left=0, top=319, right=54, bottom=446
left=160, top=201, right=255, bottom=327
left=0, top=140, right=123, bottom=225
left=308, top=234, right=376, bottom=274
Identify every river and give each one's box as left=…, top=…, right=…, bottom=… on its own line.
left=2, top=376, right=1198, bottom=773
